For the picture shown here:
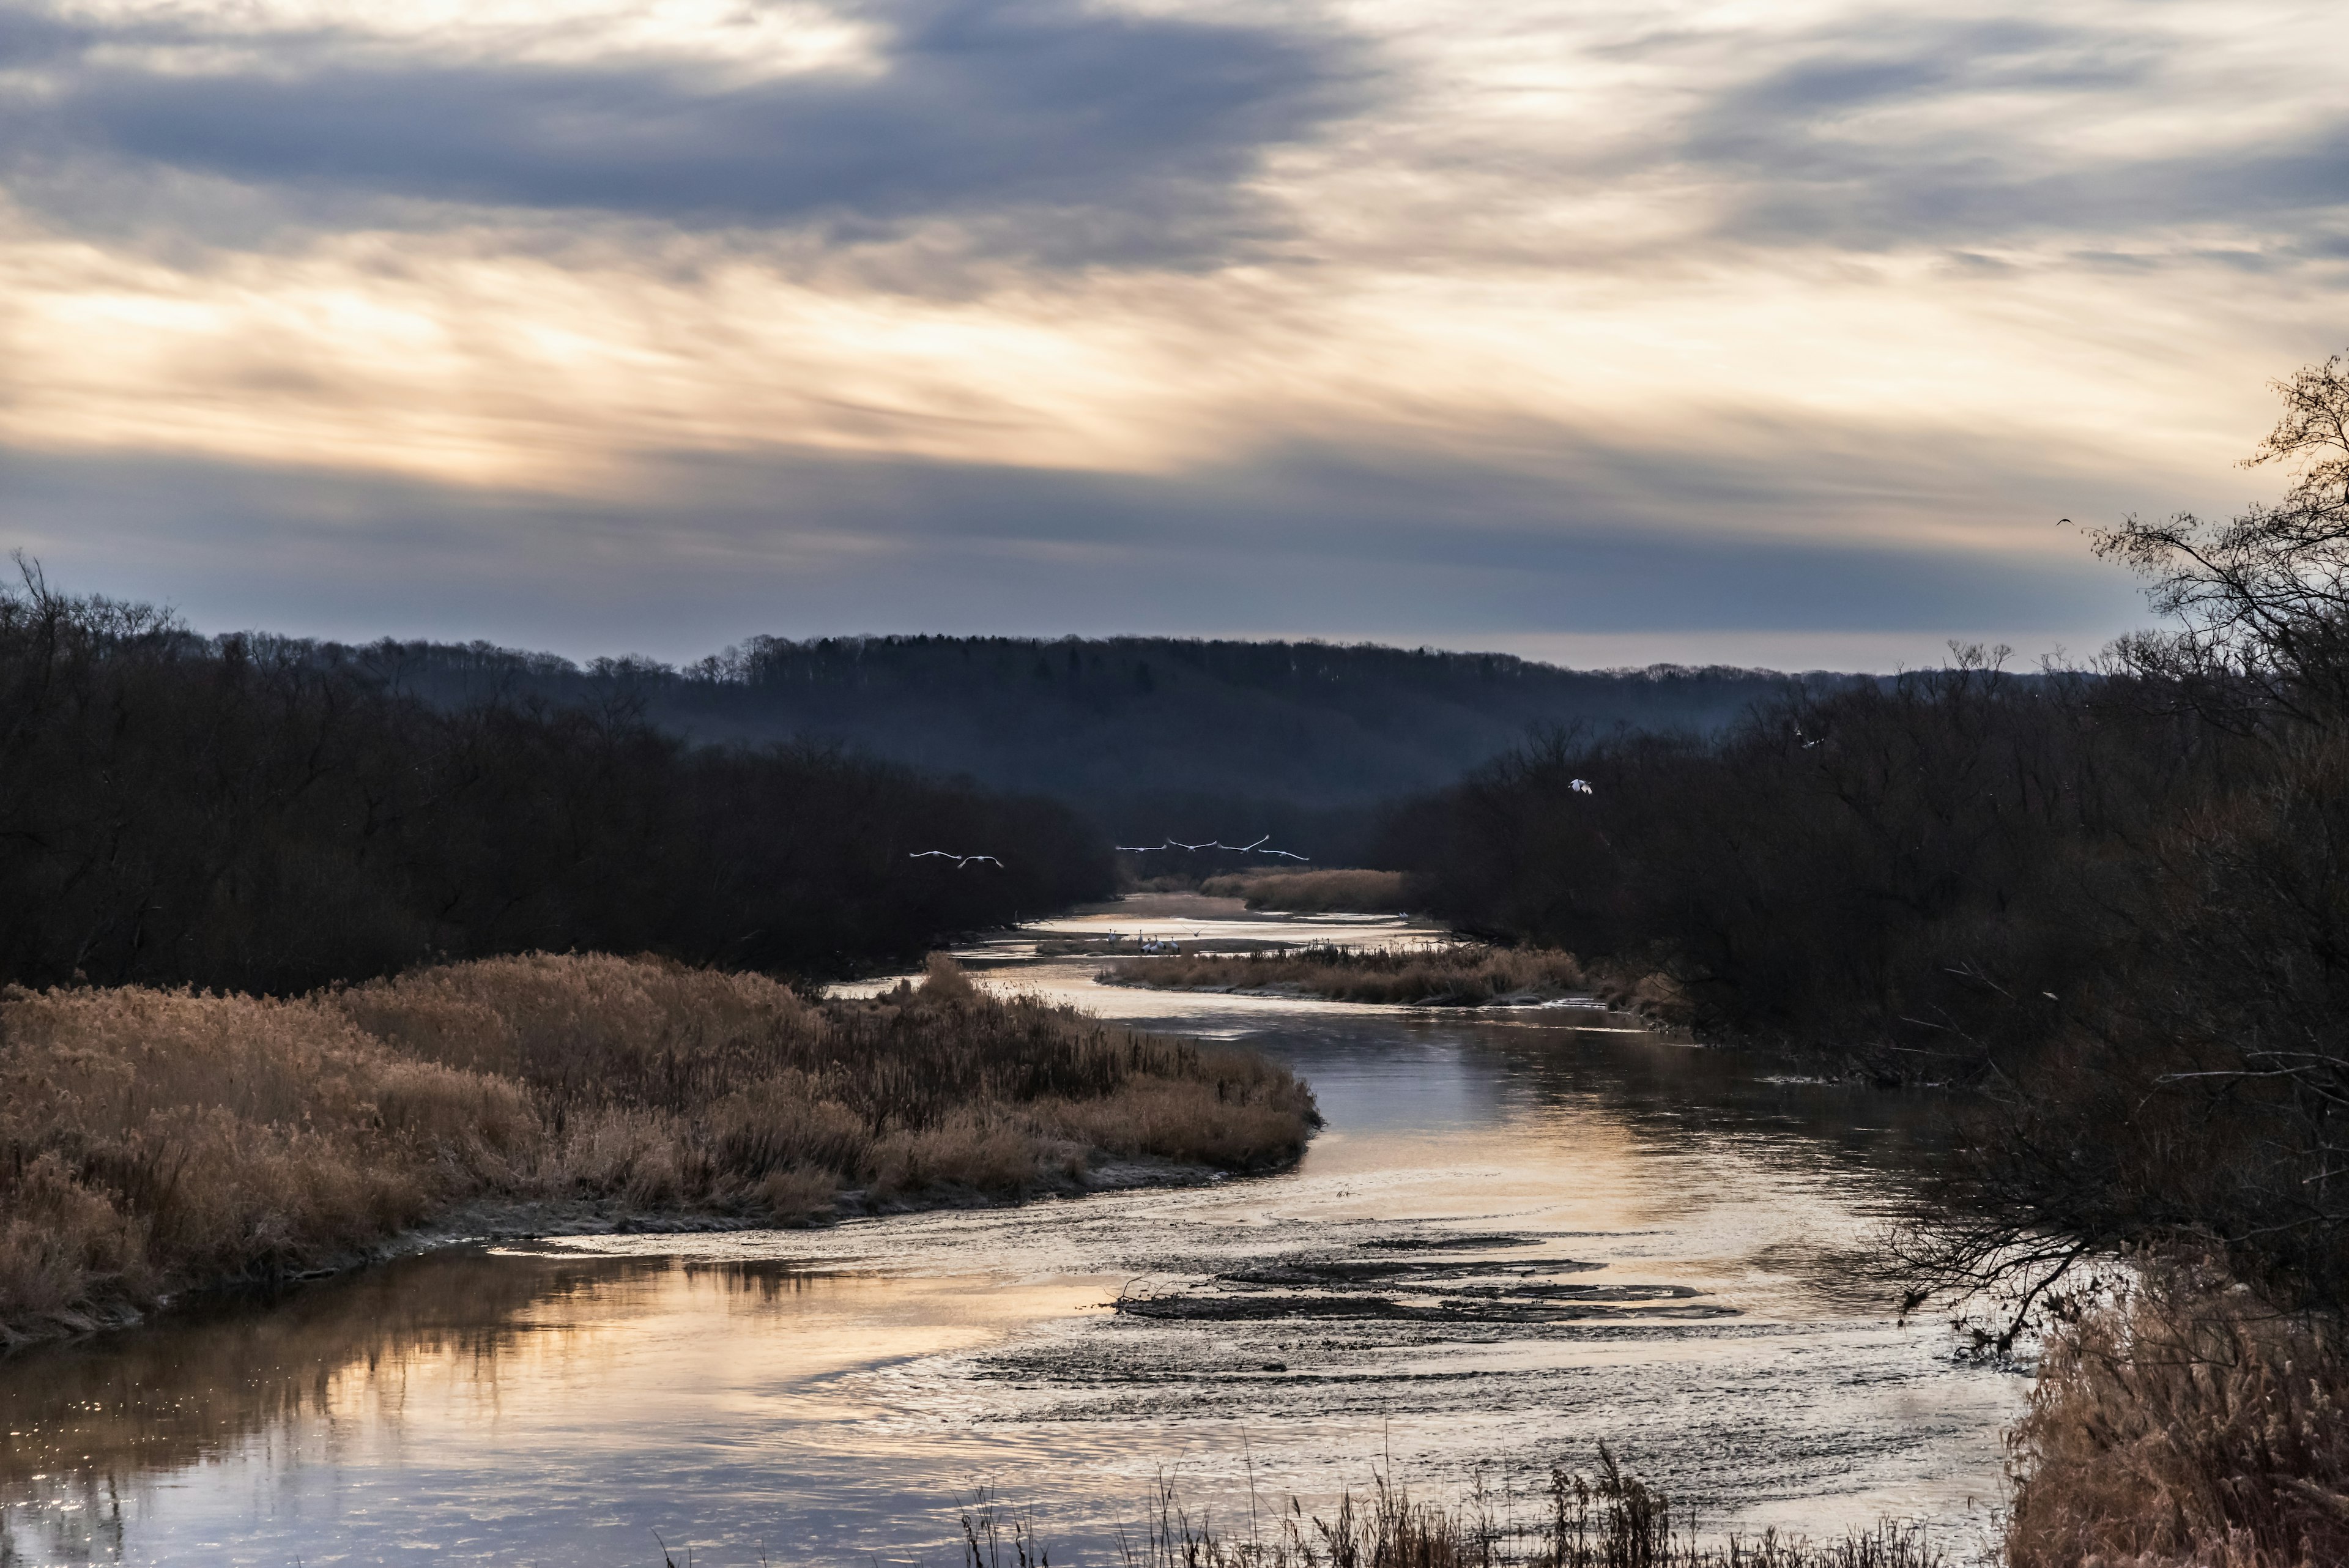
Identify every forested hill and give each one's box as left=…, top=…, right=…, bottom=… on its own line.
left=330, top=634, right=1846, bottom=855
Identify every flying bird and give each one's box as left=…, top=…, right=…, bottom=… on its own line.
left=1570, top=779, right=1594, bottom=795
left=909, top=851, right=1003, bottom=868
left=1114, top=835, right=1309, bottom=860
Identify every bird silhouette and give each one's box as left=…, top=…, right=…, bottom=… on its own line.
left=909, top=850, right=1003, bottom=869
left=1114, top=835, right=1310, bottom=860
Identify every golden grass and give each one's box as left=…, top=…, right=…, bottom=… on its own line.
left=1198, top=868, right=1411, bottom=912
left=2005, top=1259, right=2349, bottom=1568
left=1103, top=942, right=1589, bottom=1006
left=0, top=953, right=1315, bottom=1347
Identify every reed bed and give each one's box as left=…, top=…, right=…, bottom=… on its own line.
left=0, top=953, right=1315, bottom=1347
left=956, top=1449, right=1950, bottom=1568
left=1197, top=870, right=1410, bottom=914
left=2004, top=1257, right=2349, bottom=1568
left=1102, top=943, right=1589, bottom=1008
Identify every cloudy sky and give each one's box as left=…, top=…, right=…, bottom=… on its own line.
left=2, top=0, right=2342, bottom=667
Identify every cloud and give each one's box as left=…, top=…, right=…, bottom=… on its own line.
left=1, top=432, right=2154, bottom=664
left=1669, top=15, right=2349, bottom=252
left=0, top=0, right=1374, bottom=266
left=2, top=0, right=2345, bottom=664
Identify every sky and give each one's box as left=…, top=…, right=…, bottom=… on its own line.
left=1, top=0, right=2343, bottom=670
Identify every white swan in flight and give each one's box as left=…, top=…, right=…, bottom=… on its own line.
left=1113, top=836, right=1311, bottom=861
left=909, top=850, right=1004, bottom=868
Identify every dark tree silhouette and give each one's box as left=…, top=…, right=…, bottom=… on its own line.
left=0, top=567, right=1111, bottom=994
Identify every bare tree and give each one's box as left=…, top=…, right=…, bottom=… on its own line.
left=2090, top=352, right=2349, bottom=724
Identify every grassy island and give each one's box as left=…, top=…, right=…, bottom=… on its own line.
left=0, top=953, right=1315, bottom=1348
left=1099, top=942, right=1592, bottom=1007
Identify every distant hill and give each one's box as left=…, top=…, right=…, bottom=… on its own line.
left=297, top=634, right=1849, bottom=861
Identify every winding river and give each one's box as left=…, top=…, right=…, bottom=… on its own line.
left=0, top=899, right=2023, bottom=1566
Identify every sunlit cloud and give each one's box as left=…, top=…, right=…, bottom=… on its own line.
left=1, top=0, right=2343, bottom=662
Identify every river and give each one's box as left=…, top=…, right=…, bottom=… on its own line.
left=0, top=899, right=2023, bottom=1566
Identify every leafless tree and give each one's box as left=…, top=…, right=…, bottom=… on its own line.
left=2090, top=352, right=2349, bottom=726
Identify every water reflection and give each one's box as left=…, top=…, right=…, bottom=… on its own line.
left=1, top=908, right=2021, bottom=1567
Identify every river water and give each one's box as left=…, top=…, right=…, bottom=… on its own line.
left=0, top=900, right=2024, bottom=1567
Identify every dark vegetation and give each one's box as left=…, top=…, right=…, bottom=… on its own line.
left=0, top=568, right=1111, bottom=994
left=284, top=630, right=1835, bottom=861
left=1382, top=352, right=2349, bottom=1565
left=0, top=953, right=1315, bottom=1348
left=1103, top=943, right=1590, bottom=1007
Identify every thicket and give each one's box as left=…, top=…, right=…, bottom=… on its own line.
left=0, top=953, right=1315, bottom=1347
left=0, top=568, right=1111, bottom=994
left=1385, top=352, right=2349, bottom=1562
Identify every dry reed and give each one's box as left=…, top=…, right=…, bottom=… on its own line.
left=1102, top=943, right=1589, bottom=1008
left=958, top=1447, right=1949, bottom=1568
left=0, top=953, right=1315, bottom=1348
left=2005, top=1257, right=2349, bottom=1568
left=1197, top=869, right=1411, bottom=913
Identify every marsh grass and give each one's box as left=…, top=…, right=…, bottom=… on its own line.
left=1101, top=943, right=1590, bottom=1008
left=1196, top=870, right=1411, bottom=913
left=0, top=953, right=1315, bottom=1347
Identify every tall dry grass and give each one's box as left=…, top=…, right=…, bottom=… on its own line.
left=1198, top=869, right=1411, bottom=913
left=2005, top=1258, right=2349, bottom=1568
left=962, top=1449, right=1949, bottom=1568
left=0, top=954, right=1314, bottom=1347
left=1104, top=943, right=1589, bottom=1006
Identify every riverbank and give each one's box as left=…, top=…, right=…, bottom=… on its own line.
left=0, top=953, right=1315, bottom=1350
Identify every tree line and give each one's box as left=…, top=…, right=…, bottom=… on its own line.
left=293, top=629, right=1846, bottom=862
left=0, top=570, right=1112, bottom=995
left=1386, top=352, right=2349, bottom=1318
